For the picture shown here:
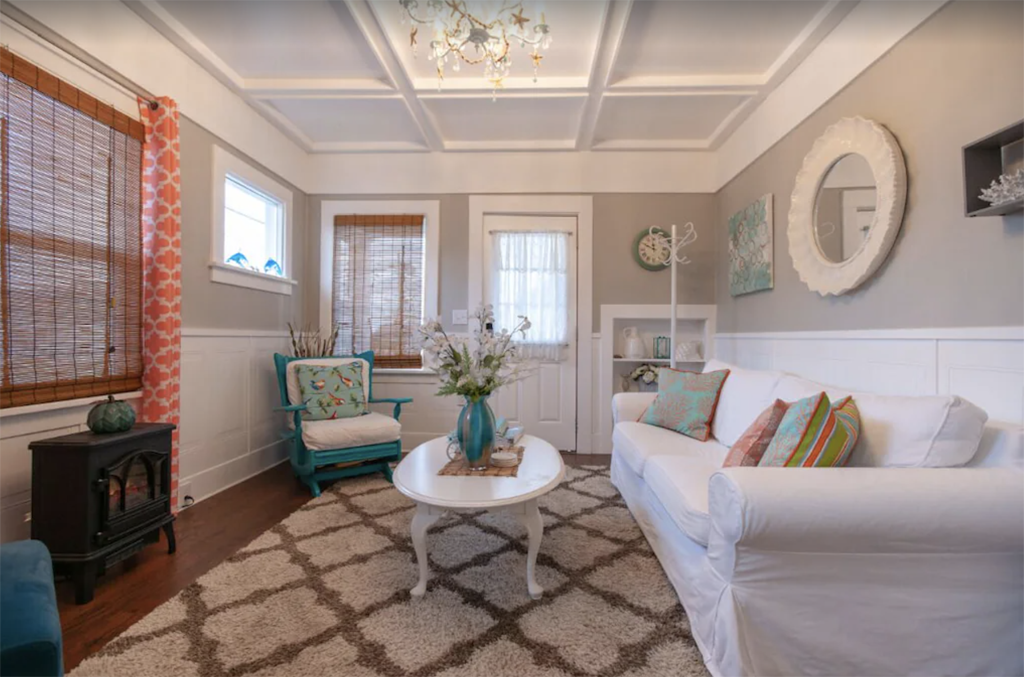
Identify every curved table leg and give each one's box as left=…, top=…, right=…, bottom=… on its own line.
left=410, top=502, right=441, bottom=597
left=516, top=499, right=545, bottom=599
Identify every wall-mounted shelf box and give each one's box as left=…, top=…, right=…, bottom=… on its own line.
left=963, top=119, right=1024, bottom=217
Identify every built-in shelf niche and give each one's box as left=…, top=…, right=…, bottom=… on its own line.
left=963, top=119, right=1024, bottom=217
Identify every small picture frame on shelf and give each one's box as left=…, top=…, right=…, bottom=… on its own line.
left=653, top=336, right=670, bottom=359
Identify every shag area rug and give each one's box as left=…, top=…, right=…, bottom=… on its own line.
left=72, top=465, right=707, bottom=677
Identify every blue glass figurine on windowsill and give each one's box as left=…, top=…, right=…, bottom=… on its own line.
left=226, top=252, right=250, bottom=269
left=264, top=258, right=282, bottom=276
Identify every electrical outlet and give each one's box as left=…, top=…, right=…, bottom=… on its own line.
left=178, top=481, right=193, bottom=510
left=452, top=309, right=468, bottom=325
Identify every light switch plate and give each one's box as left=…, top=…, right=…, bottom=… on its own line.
left=452, top=309, right=468, bottom=325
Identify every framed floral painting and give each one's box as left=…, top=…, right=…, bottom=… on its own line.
left=729, top=194, right=774, bottom=296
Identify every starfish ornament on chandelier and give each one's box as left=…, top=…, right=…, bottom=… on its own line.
left=511, top=8, right=530, bottom=29
left=530, top=51, right=543, bottom=68
left=410, top=26, right=418, bottom=48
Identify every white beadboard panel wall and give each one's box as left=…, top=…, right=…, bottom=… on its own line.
left=178, top=330, right=291, bottom=508
left=370, top=373, right=462, bottom=451
left=0, top=393, right=142, bottom=543
left=715, top=327, right=1024, bottom=424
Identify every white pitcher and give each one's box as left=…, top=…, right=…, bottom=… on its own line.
left=622, top=327, right=645, bottom=359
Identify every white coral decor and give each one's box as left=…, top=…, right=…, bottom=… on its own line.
left=419, top=304, right=531, bottom=401
left=979, top=168, right=1024, bottom=206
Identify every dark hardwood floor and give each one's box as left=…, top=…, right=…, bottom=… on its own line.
left=57, top=452, right=609, bottom=672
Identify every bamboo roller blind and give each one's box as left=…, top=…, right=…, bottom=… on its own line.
left=332, top=215, right=425, bottom=369
left=0, top=54, right=144, bottom=408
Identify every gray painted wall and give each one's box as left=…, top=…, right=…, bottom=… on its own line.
left=179, top=116, right=308, bottom=330
left=308, top=193, right=716, bottom=332
left=715, top=0, right=1024, bottom=333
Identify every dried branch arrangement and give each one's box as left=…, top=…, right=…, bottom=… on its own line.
left=287, top=323, right=340, bottom=358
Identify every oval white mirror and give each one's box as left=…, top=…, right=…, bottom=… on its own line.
left=789, top=117, right=907, bottom=295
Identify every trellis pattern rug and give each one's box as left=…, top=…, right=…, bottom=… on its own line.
left=71, top=465, right=707, bottom=677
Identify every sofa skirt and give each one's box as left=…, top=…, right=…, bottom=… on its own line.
left=610, top=454, right=733, bottom=677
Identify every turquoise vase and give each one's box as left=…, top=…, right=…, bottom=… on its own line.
left=457, top=396, right=496, bottom=471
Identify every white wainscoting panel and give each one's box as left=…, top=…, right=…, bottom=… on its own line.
left=177, top=330, right=291, bottom=509
left=370, top=373, right=461, bottom=451
left=715, top=327, right=1024, bottom=424
left=0, top=393, right=143, bottom=543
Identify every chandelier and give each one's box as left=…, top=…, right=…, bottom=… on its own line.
left=399, top=0, right=553, bottom=95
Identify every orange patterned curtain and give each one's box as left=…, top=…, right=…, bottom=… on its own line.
left=139, top=97, right=182, bottom=509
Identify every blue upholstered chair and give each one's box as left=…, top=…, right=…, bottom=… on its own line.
left=273, top=351, right=411, bottom=496
left=0, top=540, right=63, bottom=677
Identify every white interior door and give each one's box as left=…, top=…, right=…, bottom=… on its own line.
left=483, top=215, right=577, bottom=451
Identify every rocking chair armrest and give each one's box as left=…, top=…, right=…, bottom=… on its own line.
left=369, top=397, right=412, bottom=420
left=274, top=404, right=308, bottom=412
left=275, top=404, right=307, bottom=432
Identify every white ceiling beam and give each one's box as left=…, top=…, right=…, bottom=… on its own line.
left=575, top=0, right=634, bottom=151
left=342, top=0, right=444, bottom=151
left=444, top=140, right=578, bottom=152
left=310, top=140, right=430, bottom=153
left=610, top=74, right=766, bottom=90
left=245, top=77, right=395, bottom=97
left=124, top=0, right=315, bottom=152
left=410, top=75, right=591, bottom=93
left=592, top=139, right=711, bottom=152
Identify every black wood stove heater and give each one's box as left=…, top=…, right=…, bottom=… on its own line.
left=29, top=422, right=177, bottom=604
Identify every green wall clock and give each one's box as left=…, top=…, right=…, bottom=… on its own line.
left=633, top=227, right=671, bottom=271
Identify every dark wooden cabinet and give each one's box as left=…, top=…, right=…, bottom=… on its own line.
left=30, top=423, right=177, bottom=604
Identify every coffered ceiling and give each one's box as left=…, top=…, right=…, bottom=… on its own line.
left=128, top=0, right=857, bottom=153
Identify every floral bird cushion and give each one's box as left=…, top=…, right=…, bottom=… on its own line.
left=722, top=398, right=789, bottom=467
left=759, top=393, right=861, bottom=467
left=295, top=362, right=367, bottom=421
left=640, top=368, right=730, bottom=441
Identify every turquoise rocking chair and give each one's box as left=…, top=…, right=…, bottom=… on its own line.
left=273, top=351, right=411, bottom=496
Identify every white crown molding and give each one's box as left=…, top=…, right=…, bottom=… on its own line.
left=6, top=0, right=310, bottom=190
left=305, top=150, right=717, bottom=194
left=714, top=0, right=949, bottom=191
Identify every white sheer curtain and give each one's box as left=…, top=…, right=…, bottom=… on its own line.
left=491, top=230, right=569, bottom=362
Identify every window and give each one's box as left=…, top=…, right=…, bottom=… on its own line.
left=211, top=145, right=293, bottom=295
left=332, top=215, right=425, bottom=369
left=491, top=230, right=570, bottom=361
left=0, top=49, right=144, bottom=408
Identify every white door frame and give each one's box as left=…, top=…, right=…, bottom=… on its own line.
left=468, top=195, right=594, bottom=454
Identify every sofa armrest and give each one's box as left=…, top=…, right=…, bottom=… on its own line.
left=611, top=392, right=656, bottom=426
left=708, top=468, right=1024, bottom=558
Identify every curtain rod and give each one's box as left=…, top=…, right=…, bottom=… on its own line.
left=0, top=5, right=159, bottom=111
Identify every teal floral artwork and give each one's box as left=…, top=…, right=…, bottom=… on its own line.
left=295, top=363, right=366, bottom=420
left=729, top=194, right=774, bottom=296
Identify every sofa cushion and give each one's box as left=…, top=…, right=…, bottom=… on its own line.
left=301, top=412, right=400, bottom=451
left=613, top=421, right=729, bottom=477
left=640, top=368, right=730, bottom=441
left=644, top=455, right=720, bottom=546
left=703, top=359, right=785, bottom=447
left=723, top=398, right=788, bottom=467
left=772, top=375, right=988, bottom=468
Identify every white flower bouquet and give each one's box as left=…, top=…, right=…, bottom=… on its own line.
left=419, top=304, right=532, bottom=402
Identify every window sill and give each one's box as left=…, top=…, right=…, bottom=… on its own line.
left=373, top=367, right=437, bottom=379
left=0, top=390, right=143, bottom=419
left=209, top=262, right=296, bottom=296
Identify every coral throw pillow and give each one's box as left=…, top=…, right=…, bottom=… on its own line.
left=722, top=399, right=789, bottom=467
left=640, top=368, right=730, bottom=441
left=295, top=362, right=367, bottom=420
left=760, top=393, right=861, bottom=468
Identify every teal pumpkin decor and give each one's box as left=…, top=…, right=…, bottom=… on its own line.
left=87, top=395, right=136, bottom=434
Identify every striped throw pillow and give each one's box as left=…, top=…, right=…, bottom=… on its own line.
left=759, top=393, right=861, bottom=468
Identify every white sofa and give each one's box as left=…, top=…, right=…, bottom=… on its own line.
left=611, top=359, right=1024, bottom=677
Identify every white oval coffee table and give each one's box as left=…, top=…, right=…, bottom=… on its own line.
left=394, top=435, right=565, bottom=599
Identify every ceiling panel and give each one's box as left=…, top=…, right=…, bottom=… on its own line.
left=265, top=97, right=425, bottom=145
left=157, top=0, right=388, bottom=80
left=614, top=1, right=828, bottom=79
left=375, top=0, right=608, bottom=81
left=422, top=96, right=586, bottom=143
left=594, top=94, right=750, bottom=143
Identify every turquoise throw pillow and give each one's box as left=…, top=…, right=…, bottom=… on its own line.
left=641, top=368, right=730, bottom=441
left=295, top=362, right=366, bottom=420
